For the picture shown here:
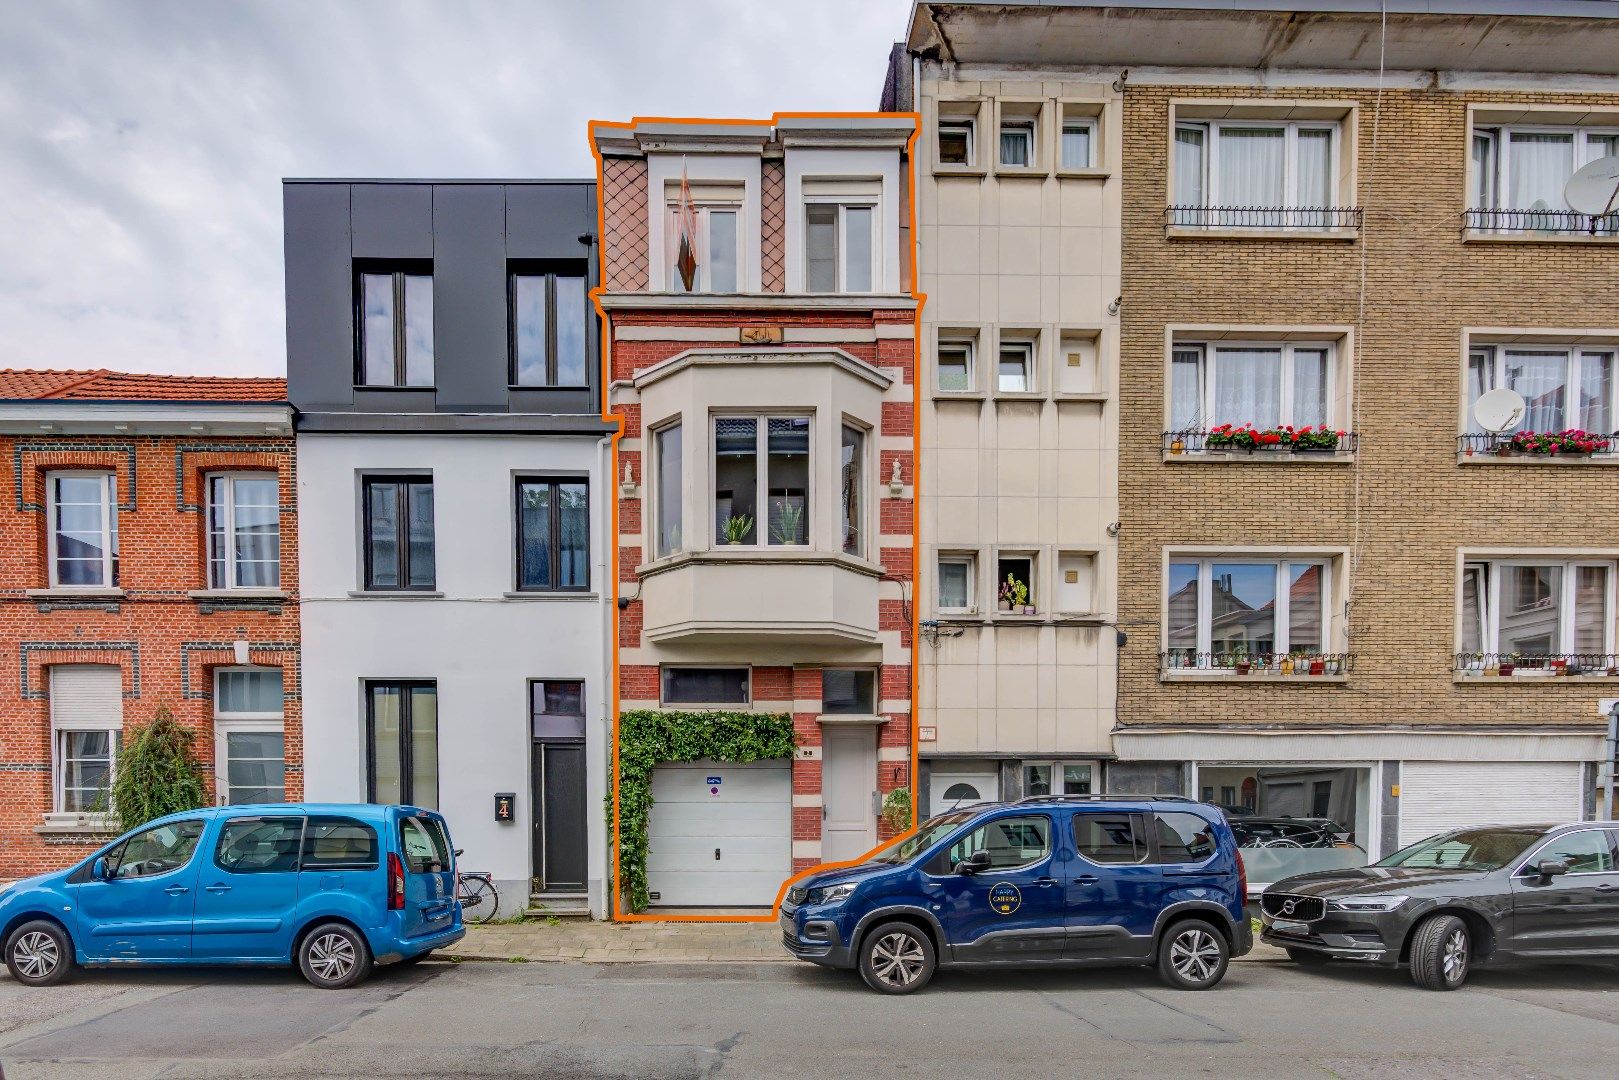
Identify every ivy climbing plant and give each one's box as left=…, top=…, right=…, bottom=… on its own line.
left=614, top=709, right=796, bottom=914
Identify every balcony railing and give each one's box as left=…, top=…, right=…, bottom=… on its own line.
left=1457, top=432, right=1616, bottom=458
left=1455, top=652, right=1619, bottom=677
left=1161, top=651, right=1353, bottom=677
left=1165, top=206, right=1363, bottom=231
left=1163, top=430, right=1358, bottom=456
left=1464, top=208, right=1619, bottom=236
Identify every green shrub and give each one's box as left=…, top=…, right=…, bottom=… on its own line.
left=107, top=704, right=209, bottom=834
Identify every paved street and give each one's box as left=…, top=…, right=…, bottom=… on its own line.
left=5, top=956, right=1619, bottom=1078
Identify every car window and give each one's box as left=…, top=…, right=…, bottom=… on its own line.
left=110, top=819, right=205, bottom=879
left=1529, top=830, right=1617, bottom=875
left=214, top=816, right=304, bottom=874
left=399, top=815, right=450, bottom=873
left=301, top=816, right=379, bottom=870
left=1379, top=827, right=1542, bottom=871
left=935, top=814, right=1051, bottom=873
left=1075, top=813, right=1147, bottom=865
left=1155, top=811, right=1218, bottom=863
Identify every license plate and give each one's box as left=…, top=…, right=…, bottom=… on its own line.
left=1270, top=919, right=1308, bottom=936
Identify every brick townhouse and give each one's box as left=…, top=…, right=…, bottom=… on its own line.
left=0, top=369, right=296, bottom=878
left=594, top=115, right=919, bottom=909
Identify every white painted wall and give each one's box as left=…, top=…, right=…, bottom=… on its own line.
left=297, top=432, right=612, bottom=917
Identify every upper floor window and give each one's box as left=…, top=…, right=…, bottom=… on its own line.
left=805, top=202, right=875, bottom=293
left=1171, top=341, right=1335, bottom=432
left=1462, top=559, right=1614, bottom=661
left=937, top=339, right=974, bottom=393
left=1472, top=126, right=1619, bottom=214
left=714, top=415, right=809, bottom=547
left=1467, top=344, right=1616, bottom=435
left=1173, top=121, right=1339, bottom=226
left=362, top=476, right=435, bottom=590
left=357, top=265, right=433, bottom=387
left=999, top=119, right=1036, bottom=167
left=47, top=472, right=117, bottom=588
left=840, top=423, right=865, bottom=557
left=938, top=117, right=975, bottom=166
left=1167, top=557, right=1333, bottom=666
left=667, top=199, right=739, bottom=293
left=999, top=340, right=1035, bottom=393
left=516, top=477, right=589, bottom=591
left=1061, top=118, right=1096, bottom=170
left=938, top=553, right=976, bottom=614
left=207, top=474, right=280, bottom=590
left=654, top=422, right=683, bottom=557
left=511, top=267, right=588, bottom=387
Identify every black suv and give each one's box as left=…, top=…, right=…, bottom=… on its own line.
left=1261, top=821, right=1619, bottom=989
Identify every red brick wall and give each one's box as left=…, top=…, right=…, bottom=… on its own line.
left=0, top=433, right=300, bottom=878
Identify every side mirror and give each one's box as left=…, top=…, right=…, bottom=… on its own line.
left=956, top=850, right=992, bottom=876
left=453, top=849, right=464, bottom=858
left=91, top=856, right=111, bottom=881
left=1537, top=858, right=1571, bottom=879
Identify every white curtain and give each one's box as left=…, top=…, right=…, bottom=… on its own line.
left=1575, top=566, right=1608, bottom=653
left=1170, top=349, right=1202, bottom=429
left=1504, top=350, right=1568, bottom=431
left=1173, top=126, right=1205, bottom=207
left=1508, top=132, right=1574, bottom=211
left=1217, top=127, right=1285, bottom=209
left=1291, top=349, right=1328, bottom=427
left=1579, top=352, right=1614, bottom=433
left=1213, top=347, right=1281, bottom=427
left=1295, top=129, right=1333, bottom=225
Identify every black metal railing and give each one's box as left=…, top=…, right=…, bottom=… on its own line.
left=1161, top=651, right=1354, bottom=676
left=1163, top=430, right=1359, bottom=455
left=1166, top=206, right=1363, bottom=230
left=1457, top=432, right=1617, bottom=458
left=1455, top=652, right=1619, bottom=677
left=1464, top=208, right=1619, bottom=235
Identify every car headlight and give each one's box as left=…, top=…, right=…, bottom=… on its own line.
left=806, top=882, right=857, bottom=906
left=1329, top=894, right=1409, bottom=913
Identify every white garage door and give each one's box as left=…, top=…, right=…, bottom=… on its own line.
left=647, top=759, right=791, bottom=907
left=1399, top=761, right=1584, bottom=847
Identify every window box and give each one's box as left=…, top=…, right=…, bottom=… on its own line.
left=1160, top=651, right=1353, bottom=680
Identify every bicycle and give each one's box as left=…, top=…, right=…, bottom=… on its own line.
left=452, top=849, right=500, bottom=924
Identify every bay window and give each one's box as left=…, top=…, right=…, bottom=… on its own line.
left=805, top=202, right=875, bottom=293
left=1172, top=120, right=1340, bottom=227
left=1461, top=559, right=1615, bottom=661
left=713, top=415, right=809, bottom=546
left=667, top=202, right=739, bottom=293
left=207, top=473, right=280, bottom=590
left=654, top=422, right=683, bottom=557
left=1466, top=345, right=1617, bottom=435
left=1167, top=557, right=1332, bottom=665
left=1472, top=125, right=1619, bottom=216
left=840, top=423, right=864, bottom=556
left=47, top=472, right=118, bottom=588
left=1170, top=341, right=1334, bottom=431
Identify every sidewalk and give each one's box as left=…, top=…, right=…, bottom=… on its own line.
left=448, top=920, right=1290, bottom=964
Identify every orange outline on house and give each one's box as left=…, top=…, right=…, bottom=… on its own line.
left=588, top=111, right=926, bottom=923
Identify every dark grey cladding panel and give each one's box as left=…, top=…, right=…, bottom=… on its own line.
left=432, top=185, right=509, bottom=411
left=283, top=183, right=355, bottom=411
left=505, top=184, right=595, bottom=259
left=351, top=184, right=434, bottom=259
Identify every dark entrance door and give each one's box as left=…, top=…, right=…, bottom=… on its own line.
left=532, top=741, right=587, bottom=892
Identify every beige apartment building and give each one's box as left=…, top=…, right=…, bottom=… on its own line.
left=893, top=0, right=1619, bottom=886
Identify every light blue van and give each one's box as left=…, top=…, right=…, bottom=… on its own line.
left=0, top=803, right=464, bottom=989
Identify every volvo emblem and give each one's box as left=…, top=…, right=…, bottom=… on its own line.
left=1281, top=899, right=1297, bottom=915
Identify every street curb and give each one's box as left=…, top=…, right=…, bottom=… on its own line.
left=441, top=953, right=1295, bottom=966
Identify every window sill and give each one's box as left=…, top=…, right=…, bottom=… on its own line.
left=992, top=391, right=1046, bottom=403
left=1462, top=229, right=1619, bottom=245
left=346, top=590, right=445, bottom=599
left=933, top=390, right=987, bottom=402
left=1454, top=672, right=1619, bottom=684
left=1163, top=449, right=1356, bottom=464
left=638, top=547, right=883, bottom=580
left=1165, top=226, right=1359, bottom=242
left=501, top=591, right=600, bottom=602
left=1159, top=672, right=1349, bottom=684
left=36, top=813, right=116, bottom=837
left=1457, top=452, right=1619, bottom=466
left=353, top=384, right=436, bottom=391
left=1055, top=167, right=1110, bottom=181
left=933, top=164, right=988, bottom=178
left=1053, top=391, right=1109, bottom=403
left=188, top=589, right=289, bottom=600
left=994, top=165, right=1050, bottom=179
left=816, top=712, right=886, bottom=725
left=27, top=587, right=125, bottom=599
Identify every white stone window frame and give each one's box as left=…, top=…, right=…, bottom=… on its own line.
left=1469, top=122, right=1619, bottom=211
left=710, top=410, right=815, bottom=550
left=1457, top=555, right=1618, bottom=659
left=993, top=547, right=1042, bottom=616
left=935, top=550, right=979, bottom=616
left=646, top=155, right=761, bottom=293
left=785, top=149, right=901, bottom=293
left=933, top=99, right=990, bottom=176
left=649, top=416, right=685, bottom=560
left=938, top=115, right=976, bottom=168
left=1173, top=119, right=1343, bottom=211
left=663, top=194, right=745, bottom=295
left=802, top=195, right=880, bottom=295
left=45, top=470, right=118, bottom=590
left=206, top=471, right=282, bottom=591
left=212, top=666, right=286, bottom=807
left=1170, top=338, right=1341, bottom=432
left=995, top=332, right=1041, bottom=397
left=1464, top=339, right=1619, bottom=439
left=1162, top=547, right=1347, bottom=659
left=994, top=99, right=1049, bottom=176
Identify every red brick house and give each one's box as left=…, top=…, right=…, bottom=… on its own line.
left=0, top=370, right=296, bottom=878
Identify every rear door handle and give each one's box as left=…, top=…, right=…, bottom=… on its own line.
left=1033, top=877, right=1059, bottom=888
left=164, top=884, right=190, bottom=896
left=205, top=884, right=232, bottom=894
left=1074, top=874, right=1099, bottom=886
left=1599, top=883, right=1616, bottom=891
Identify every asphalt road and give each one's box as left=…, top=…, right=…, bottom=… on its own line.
left=4, top=957, right=1619, bottom=1078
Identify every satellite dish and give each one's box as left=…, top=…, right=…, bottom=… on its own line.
left=1565, top=157, right=1619, bottom=217
left=1474, top=388, right=1526, bottom=434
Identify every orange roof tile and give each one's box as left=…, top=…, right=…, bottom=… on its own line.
left=0, top=369, right=286, bottom=403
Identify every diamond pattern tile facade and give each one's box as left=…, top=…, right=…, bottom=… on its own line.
left=761, top=161, right=785, bottom=292
left=602, top=157, right=649, bottom=292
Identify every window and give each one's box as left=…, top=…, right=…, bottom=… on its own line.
left=998, top=554, right=1036, bottom=612
left=1155, top=812, right=1218, bottom=864
left=1061, top=118, right=1095, bottom=169
left=933, top=814, right=1051, bottom=873
left=938, top=554, right=975, bottom=613
left=938, top=117, right=975, bottom=166
left=1173, top=121, right=1339, bottom=224
left=105, top=819, right=205, bottom=879
left=1074, top=813, right=1147, bottom=865
left=531, top=679, right=586, bottom=739
left=1167, top=558, right=1332, bottom=661
left=357, top=266, right=433, bottom=387
left=999, top=119, right=1036, bottom=167
left=1170, top=342, right=1335, bottom=431
left=822, top=669, right=876, bottom=715
left=207, top=474, right=280, bottom=590
left=50, top=665, right=122, bottom=815
left=366, top=682, right=438, bottom=807
left=1473, top=125, right=1619, bottom=212
left=1523, top=830, right=1617, bottom=875
left=1466, top=345, right=1617, bottom=435
left=47, top=472, right=117, bottom=588
left=517, top=478, right=589, bottom=591
left=661, top=667, right=749, bottom=706
left=998, top=340, right=1034, bottom=393
left=805, top=203, right=875, bottom=293
left=840, top=424, right=864, bottom=556
left=362, top=477, right=435, bottom=590
left=667, top=203, right=740, bottom=293
left=713, top=416, right=809, bottom=547
left=1023, top=762, right=1094, bottom=797
left=213, top=668, right=285, bottom=806
left=937, top=340, right=974, bottom=393
left=399, top=815, right=451, bottom=873
left=511, top=268, right=588, bottom=386
left=213, top=816, right=303, bottom=874
left=301, top=816, right=379, bottom=870
left=1461, top=559, right=1614, bottom=659
left=654, top=422, right=683, bottom=557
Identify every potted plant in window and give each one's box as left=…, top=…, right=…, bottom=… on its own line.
left=1231, top=647, right=1251, bottom=675
left=1498, top=653, right=1519, bottom=676
left=770, top=503, right=805, bottom=546
left=721, top=514, right=754, bottom=545
left=999, top=573, right=1033, bottom=615
left=1308, top=654, right=1327, bottom=676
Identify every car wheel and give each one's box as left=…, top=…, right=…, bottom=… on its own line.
left=858, top=921, right=936, bottom=994
left=1286, top=947, right=1330, bottom=966
left=1409, top=913, right=1470, bottom=991
left=297, top=922, right=373, bottom=989
left=1158, top=918, right=1230, bottom=990
left=4, top=920, right=74, bottom=987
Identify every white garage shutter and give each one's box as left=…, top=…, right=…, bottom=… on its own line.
left=1399, top=761, right=1584, bottom=847
left=646, top=759, right=791, bottom=907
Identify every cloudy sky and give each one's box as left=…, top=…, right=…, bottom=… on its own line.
left=0, top=0, right=905, bottom=377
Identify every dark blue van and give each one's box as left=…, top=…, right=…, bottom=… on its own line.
left=781, top=795, right=1251, bottom=993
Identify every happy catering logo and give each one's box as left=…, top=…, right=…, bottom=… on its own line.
left=988, top=882, right=1022, bottom=915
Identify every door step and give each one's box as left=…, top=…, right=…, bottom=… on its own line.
left=528, top=892, right=592, bottom=918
